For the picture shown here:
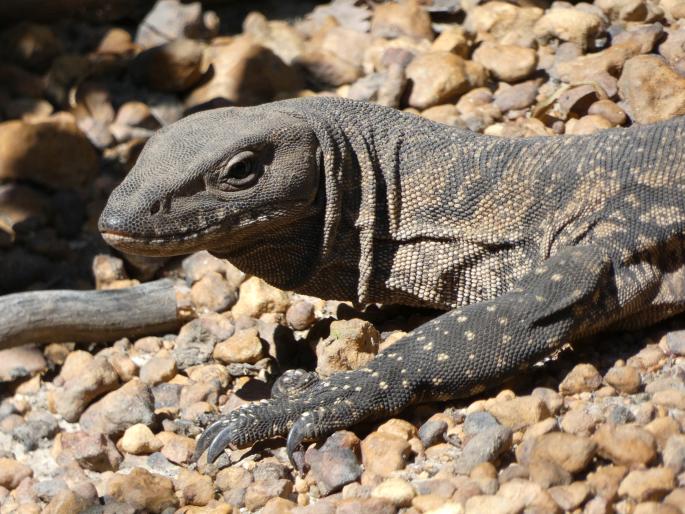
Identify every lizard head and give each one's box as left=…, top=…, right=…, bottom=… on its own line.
left=99, top=105, right=322, bottom=257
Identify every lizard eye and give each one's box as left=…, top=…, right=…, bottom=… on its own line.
left=218, top=151, right=259, bottom=191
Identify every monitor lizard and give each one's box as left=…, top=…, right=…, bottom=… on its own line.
left=98, top=96, right=685, bottom=466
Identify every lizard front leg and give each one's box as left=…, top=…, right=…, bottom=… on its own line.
left=195, top=246, right=625, bottom=465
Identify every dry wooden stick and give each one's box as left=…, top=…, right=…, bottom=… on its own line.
left=0, top=279, right=188, bottom=349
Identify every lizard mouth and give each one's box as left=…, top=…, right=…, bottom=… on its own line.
left=101, top=223, right=224, bottom=256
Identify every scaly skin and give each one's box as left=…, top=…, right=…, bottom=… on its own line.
left=99, top=96, right=685, bottom=466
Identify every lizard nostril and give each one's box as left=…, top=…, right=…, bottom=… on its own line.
left=149, top=200, right=162, bottom=216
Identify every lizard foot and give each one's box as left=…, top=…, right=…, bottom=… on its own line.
left=193, top=363, right=413, bottom=468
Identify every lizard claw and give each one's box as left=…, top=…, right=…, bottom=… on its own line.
left=192, top=363, right=414, bottom=468
left=286, top=416, right=309, bottom=472
left=206, top=424, right=236, bottom=464
left=192, top=417, right=232, bottom=462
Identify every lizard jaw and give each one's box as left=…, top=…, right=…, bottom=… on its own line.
left=100, top=225, right=223, bottom=256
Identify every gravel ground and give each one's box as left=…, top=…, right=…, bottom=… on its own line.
left=0, top=0, right=685, bottom=512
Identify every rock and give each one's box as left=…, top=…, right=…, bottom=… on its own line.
left=494, top=81, right=539, bottom=112
left=173, top=318, right=222, bottom=370
left=305, top=431, right=362, bottom=495
left=318, top=26, right=372, bottom=71
left=119, top=423, right=162, bottom=455
left=472, top=42, right=537, bottom=83
left=663, top=434, right=685, bottom=473
left=548, top=481, right=590, bottom=511
left=565, top=115, right=614, bottom=135
left=664, top=330, right=685, bottom=355
left=0, top=23, right=61, bottom=72
left=464, top=411, right=500, bottom=435
left=244, top=478, right=293, bottom=511
left=612, top=23, right=664, bottom=54
left=529, top=459, right=572, bottom=488
left=158, top=431, right=196, bottom=464
left=213, top=327, right=264, bottom=365
left=664, top=489, right=685, bottom=511
left=421, top=105, right=463, bottom=127
left=371, top=0, right=434, bottom=41
left=130, top=38, right=206, bottom=93
left=0, top=458, right=32, bottom=489
left=604, top=365, right=641, bottom=393
left=12, top=411, right=59, bottom=450
left=139, top=355, right=177, bottom=385
left=418, top=419, right=448, bottom=447
left=336, top=497, right=396, bottom=514
left=527, top=432, right=596, bottom=474
left=406, top=52, right=471, bottom=109
left=587, top=464, right=628, bottom=499
left=297, top=49, right=362, bottom=87
left=465, top=2, right=543, bottom=46
left=618, top=55, right=685, bottom=123
left=662, top=0, right=685, bottom=19
left=645, top=416, right=680, bottom=450
left=286, top=300, right=316, bottom=331
left=135, top=0, right=217, bottom=49
left=595, top=0, right=652, bottom=21
left=56, top=431, right=122, bottom=472
left=174, top=469, right=214, bottom=507
left=487, top=395, right=550, bottom=431
left=534, top=7, right=604, bottom=50
left=371, top=478, right=416, bottom=507
left=617, top=467, right=676, bottom=501
left=0, top=346, right=46, bottom=382
left=659, top=29, right=685, bottom=65
left=92, top=255, right=127, bottom=290
left=183, top=251, right=243, bottom=285
left=593, top=424, right=656, bottom=466
left=232, top=276, right=290, bottom=318
left=242, top=11, right=305, bottom=65
left=361, top=431, right=412, bottom=477
left=3, top=97, right=53, bottom=120
left=104, top=467, right=178, bottom=513
left=652, top=388, right=685, bottom=409
left=497, top=478, right=560, bottom=512
left=0, top=113, right=98, bottom=189
left=191, top=271, right=238, bottom=313
left=316, top=318, right=380, bottom=376
left=42, top=489, right=92, bottom=514
left=432, top=26, right=469, bottom=57
left=52, top=355, right=120, bottom=422
left=263, top=497, right=296, bottom=514
left=79, top=378, right=155, bottom=437
left=186, top=37, right=303, bottom=107
left=464, top=494, right=520, bottom=514
left=454, top=425, right=513, bottom=474
left=559, top=364, right=603, bottom=395
left=634, top=503, right=682, bottom=514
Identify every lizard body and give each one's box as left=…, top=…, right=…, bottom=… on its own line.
left=99, top=96, right=685, bottom=464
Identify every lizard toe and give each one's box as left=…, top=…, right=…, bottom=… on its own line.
left=193, top=416, right=234, bottom=462
left=271, top=368, right=319, bottom=399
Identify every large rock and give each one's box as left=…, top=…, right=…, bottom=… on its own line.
left=618, top=54, right=685, bottom=123
left=472, top=42, right=537, bottom=83
left=135, top=0, right=218, bottom=49
left=186, top=36, right=303, bottom=107
left=104, top=467, right=178, bottom=513
left=371, top=0, right=434, bottom=41
left=0, top=113, right=98, bottom=189
left=466, top=1, right=544, bottom=45
left=406, top=52, right=471, bottom=109
left=130, top=38, right=207, bottom=92
left=79, top=378, right=155, bottom=437
left=534, top=7, right=604, bottom=50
